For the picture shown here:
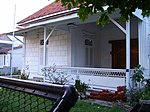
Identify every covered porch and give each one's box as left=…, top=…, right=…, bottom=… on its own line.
left=11, top=10, right=148, bottom=90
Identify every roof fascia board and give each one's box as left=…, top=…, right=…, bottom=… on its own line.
left=13, top=9, right=121, bottom=36
left=8, top=14, right=78, bottom=36
left=18, top=8, right=79, bottom=26
left=8, top=26, right=44, bottom=36
left=23, top=11, right=120, bottom=30
left=23, top=13, right=78, bottom=29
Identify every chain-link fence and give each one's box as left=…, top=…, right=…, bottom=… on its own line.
left=0, top=76, right=78, bottom=112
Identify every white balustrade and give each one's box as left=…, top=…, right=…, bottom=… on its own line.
left=56, top=67, right=126, bottom=91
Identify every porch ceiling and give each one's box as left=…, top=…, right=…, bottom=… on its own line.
left=6, top=10, right=121, bottom=36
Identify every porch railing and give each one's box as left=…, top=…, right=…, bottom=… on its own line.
left=28, top=67, right=128, bottom=91
left=0, top=76, right=78, bottom=112
left=30, top=67, right=124, bottom=91
left=56, top=67, right=126, bottom=77
left=56, top=67, right=126, bottom=91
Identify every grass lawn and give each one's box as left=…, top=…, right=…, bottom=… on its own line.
left=71, top=100, right=125, bottom=112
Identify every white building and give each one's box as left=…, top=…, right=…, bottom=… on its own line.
left=0, top=34, right=12, bottom=69
left=9, top=2, right=150, bottom=90
left=0, top=34, right=24, bottom=74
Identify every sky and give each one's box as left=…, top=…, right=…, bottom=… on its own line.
left=0, top=0, right=54, bottom=34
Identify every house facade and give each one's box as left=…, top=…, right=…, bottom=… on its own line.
left=0, top=34, right=24, bottom=75
left=0, top=34, right=12, bottom=69
left=11, top=2, right=150, bottom=90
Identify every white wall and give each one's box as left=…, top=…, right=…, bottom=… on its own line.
left=70, top=23, right=101, bottom=67
left=139, top=17, right=150, bottom=74
left=10, top=48, right=24, bottom=70
left=25, top=29, right=69, bottom=76
left=47, top=30, right=69, bottom=66
left=25, top=30, right=39, bottom=74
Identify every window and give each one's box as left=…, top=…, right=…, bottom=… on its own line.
left=0, top=55, right=4, bottom=68
left=85, top=39, right=93, bottom=46
left=4, top=54, right=10, bottom=66
left=40, top=39, right=48, bottom=45
left=84, top=39, right=94, bottom=67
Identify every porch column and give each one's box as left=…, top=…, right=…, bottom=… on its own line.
left=43, top=26, right=57, bottom=82
left=68, top=24, right=77, bottom=67
left=126, top=20, right=130, bottom=90
left=110, top=17, right=131, bottom=89
left=43, top=27, right=47, bottom=67
left=23, top=33, right=27, bottom=70
left=43, top=25, right=57, bottom=67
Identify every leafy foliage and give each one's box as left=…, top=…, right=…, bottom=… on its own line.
left=75, top=80, right=88, bottom=93
left=56, top=0, right=150, bottom=26
left=142, top=79, right=150, bottom=88
left=128, top=86, right=150, bottom=105
left=133, top=64, right=144, bottom=87
left=12, top=70, right=21, bottom=75
left=75, top=80, right=89, bottom=99
left=128, top=65, right=150, bottom=105
left=140, top=87, right=150, bottom=100
left=41, top=65, right=70, bottom=84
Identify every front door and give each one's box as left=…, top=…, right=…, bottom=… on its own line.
left=110, top=39, right=138, bottom=69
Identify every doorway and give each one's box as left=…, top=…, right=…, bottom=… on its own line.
left=110, top=39, right=138, bottom=69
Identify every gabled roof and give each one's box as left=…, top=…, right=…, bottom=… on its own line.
left=0, top=34, right=11, bottom=41
left=0, top=45, right=22, bottom=54
left=0, top=34, right=12, bottom=54
left=17, top=2, right=78, bottom=26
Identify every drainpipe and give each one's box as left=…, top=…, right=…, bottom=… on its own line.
left=126, top=20, right=130, bottom=90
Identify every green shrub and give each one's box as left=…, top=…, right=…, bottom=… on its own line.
left=12, top=70, right=21, bottom=75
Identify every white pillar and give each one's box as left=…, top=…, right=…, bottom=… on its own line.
left=43, top=27, right=47, bottom=67
left=43, top=27, right=47, bottom=82
left=23, top=33, right=26, bottom=70
left=110, top=17, right=131, bottom=89
left=68, top=25, right=77, bottom=67
left=126, top=20, right=130, bottom=89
